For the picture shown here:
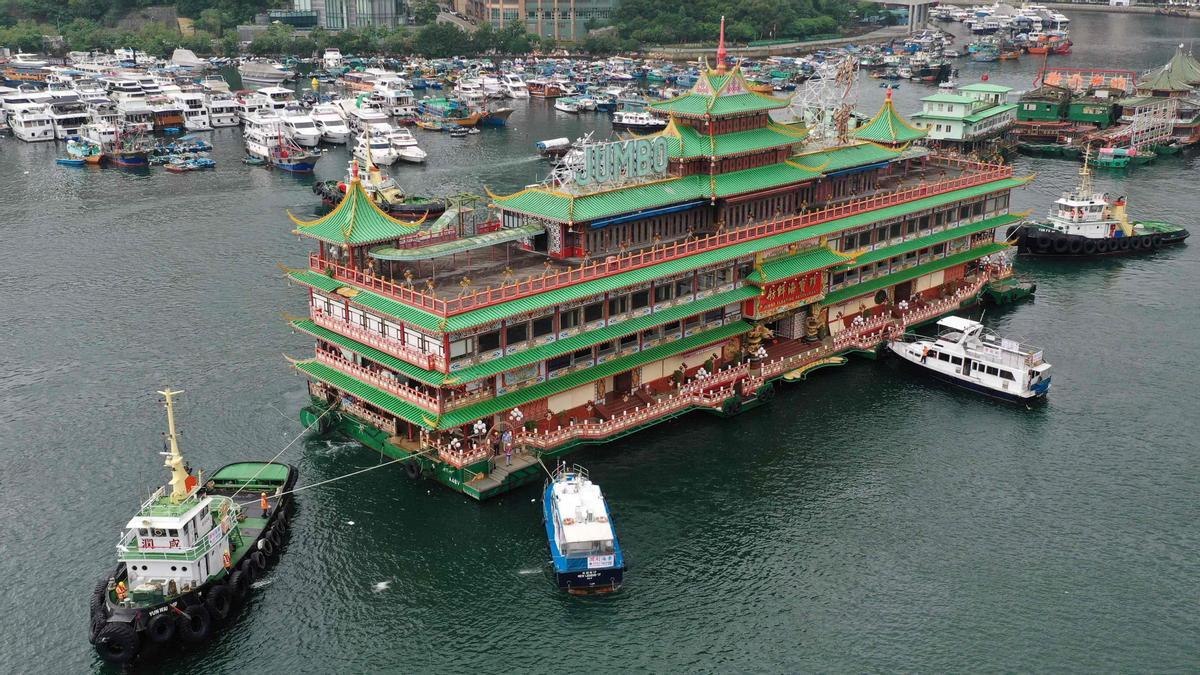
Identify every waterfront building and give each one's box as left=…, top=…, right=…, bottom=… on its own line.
left=465, top=0, right=615, bottom=41
left=292, top=0, right=407, bottom=30
left=910, top=81, right=1017, bottom=148
left=1119, top=45, right=1200, bottom=145
left=285, top=49, right=1027, bottom=500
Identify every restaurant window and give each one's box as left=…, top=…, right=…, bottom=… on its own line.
left=532, top=315, right=554, bottom=338
left=684, top=315, right=701, bottom=333
left=675, top=276, right=693, bottom=297
left=643, top=325, right=663, bottom=342
left=889, top=222, right=902, bottom=239
left=832, top=272, right=845, bottom=286
left=857, top=231, right=872, bottom=248
left=583, top=301, right=604, bottom=323
left=697, top=271, right=717, bottom=291
left=662, top=321, right=681, bottom=338
left=450, top=337, right=473, bottom=359
left=654, top=283, right=672, bottom=303
left=572, top=348, right=593, bottom=364
left=548, top=354, right=571, bottom=371
left=505, top=322, right=528, bottom=345
left=918, top=216, right=930, bottom=231
left=561, top=307, right=582, bottom=330
left=619, top=333, right=638, bottom=350
left=716, top=267, right=732, bottom=285
left=704, top=308, right=724, bottom=324
left=478, top=330, right=500, bottom=352
left=597, top=340, right=616, bottom=356
left=631, top=289, right=650, bottom=310
left=932, top=243, right=946, bottom=256
left=906, top=220, right=918, bottom=235
left=608, top=295, right=629, bottom=317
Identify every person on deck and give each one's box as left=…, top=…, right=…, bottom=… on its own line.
left=260, top=492, right=270, bottom=517
left=501, top=429, right=513, bottom=465
left=921, top=346, right=930, bottom=364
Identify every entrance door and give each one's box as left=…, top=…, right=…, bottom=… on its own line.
left=962, top=357, right=973, bottom=377
left=894, top=280, right=914, bottom=303
left=613, top=369, right=634, bottom=395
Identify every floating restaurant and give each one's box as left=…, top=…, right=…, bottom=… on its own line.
left=284, top=47, right=1029, bottom=500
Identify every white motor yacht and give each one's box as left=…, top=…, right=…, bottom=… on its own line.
left=385, top=125, right=427, bottom=163
left=281, top=109, right=322, bottom=147
left=204, top=93, right=240, bottom=127
left=311, top=103, right=351, bottom=143
left=502, top=73, right=529, bottom=98
left=353, top=128, right=401, bottom=165
left=170, top=90, right=211, bottom=131
left=9, top=103, right=55, bottom=142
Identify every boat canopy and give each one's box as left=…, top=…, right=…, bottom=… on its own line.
left=937, top=315, right=982, bottom=333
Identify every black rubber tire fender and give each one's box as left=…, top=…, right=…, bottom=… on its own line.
left=1067, top=237, right=1084, bottom=254
left=88, top=613, right=107, bottom=644
left=1151, top=234, right=1163, bottom=248
left=91, top=578, right=109, bottom=615
left=1119, top=237, right=1131, bottom=251
left=94, top=622, right=140, bottom=665
left=258, top=537, right=275, bottom=558
left=1034, top=231, right=1052, bottom=252
left=274, top=517, right=288, bottom=535
left=1094, top=238, right=1110, bottom=253
left=205, top=584, right=233, bottom=621
left=405, top=459, right=421, bottom=480
left=267, top=527, right=282, bottom=548
left=239, top=558, right=259, bottom=582
left=756, top=383, right=776, bottom=403
left=1082, top=239, right=1098, bottom=255
left=1052, top=235, right=1070, bottom=254
left=250, top=550, right=267, bottom=571
left=721, top=396, right=742, bottom=416
left=229, top=569, right=250, bottom=598
left=176, top=603, right=212, bottom=643
left=146, top=612, right=176, bottom=643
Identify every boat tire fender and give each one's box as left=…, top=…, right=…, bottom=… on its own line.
left=1094, top=239, right=1110, bottom=253
left=1068, top=238, right=1084, bottom=254
left=258, top=537, right=275, bottom=557
left=239, top=558, right=259, bottom=582
left=91, top=578, right=109, bottom=615
left=405, top=459, right=421, bottom=480
left=267, top=527, right=282, bottom=548
left=1118, top=237, right=1131, bottom=251
left=250, top=550, right=267, bottom=571
left=756, top=383, right=776, bottom=403
left=721, top=396, right=742, bottom=416
left=1082, top=239, right=1098, bottom=255
left=1034, top=231, right=1052, bottom=252
left=1052, top=235, right=1070, bottom=254
left=205, top=584, right=233, bottom=621
left=1138, top=236, right=1152, bottom=250
left=1151, top=234, right=1163, bottom=248
left=176, top=603, right=212, bottom=643
left=229, top=569, right=250, bottom=599
left=94, top=621, right=140, bottom=665
left=146, top=612, right=176, bottom=643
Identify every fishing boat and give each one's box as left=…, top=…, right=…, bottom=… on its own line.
left=479, top=107, right=514, bottom=127
left=1011, top=157, right=1189, bottom=256
left=109, top=126, right=152, bottom=168
left=244, top=113, right=322, bottom=173
left=888, top=317, right=1052, bottom=402
left=543, top=464, right=625, bottom=594
left=554, top=97, right=580, bottom=113
left=312, top=160, right=446, bottom=218
left=89, top=389, right=296, bottom=665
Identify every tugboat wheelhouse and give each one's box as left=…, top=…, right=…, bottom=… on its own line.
left=286, top=54, right=1029, bottom=501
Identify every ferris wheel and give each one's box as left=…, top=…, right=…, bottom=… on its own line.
left=790, top=56, right=860, bottom=144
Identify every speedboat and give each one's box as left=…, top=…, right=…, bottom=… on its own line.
left=502, top=73, right=529, bottom=98
left=311, top=103, right=350, bottom=144
left=281, top=109, right=322, bottom=147
left=353, top=129, right=401, bottom=165
left=386, top=126, right=426, bottom=163
left=888, top=316, right=1052, bottom=402
left=543, top=464, right=624, bottom=594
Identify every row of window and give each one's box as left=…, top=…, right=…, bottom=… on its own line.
left=545, top=307, right=730, bottom=374
left=833, top=196, right=1008, bottom=253
left=927, top=349, right=1015, bottom=380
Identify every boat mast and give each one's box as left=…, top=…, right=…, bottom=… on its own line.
left=1078, top=147, right=1093, bottom=197
left=158, top=388, right=191, bottom=503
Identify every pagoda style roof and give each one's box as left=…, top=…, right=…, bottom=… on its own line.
left=851, top=93, right=927, bottom=145
left=745, top=246, right=851, bottom=284
left=660, top=118, right=809, bottom=159
left=290, top=178, right=424, bottom=246
left=1137, top=45, right=1200, bottom=93
left=792, top=142, right=906, bottom=173
left=649, top=63, right=793, bottom=118
left=1157, top=45, right=1200, bottom=86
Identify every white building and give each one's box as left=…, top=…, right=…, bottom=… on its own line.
left=910, top=82, right=1017, bottom=144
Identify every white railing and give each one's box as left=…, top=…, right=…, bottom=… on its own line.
left=341, top=400, right=399, bottom=436
left=317, top=350, right=440, bottom=411
left=311, top=309, right=442, bottom=372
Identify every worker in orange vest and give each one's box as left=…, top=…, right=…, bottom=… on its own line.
left=260, top=492, right=270, bottom=517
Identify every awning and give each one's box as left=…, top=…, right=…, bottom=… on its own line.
left=369, top=223, right=545, bottom=261
left=588, top=199, right=709, bottom=229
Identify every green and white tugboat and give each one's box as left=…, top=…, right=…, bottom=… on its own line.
left=89, top=389, right=298, bottom=665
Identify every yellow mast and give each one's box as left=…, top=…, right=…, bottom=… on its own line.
left=158, top=388, right=191, bottom=503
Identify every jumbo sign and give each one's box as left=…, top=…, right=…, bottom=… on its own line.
left=575, top=137, right=670, bottom=186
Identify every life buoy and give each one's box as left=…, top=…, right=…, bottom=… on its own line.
left=405, top=460, right=421, bottom=480
left=94, top=622, right=140, bottom=665
left=146, top=612, right=176, bottom=643
left=1067, top=238, right=1084, bottom=254
left=176, top=603, right=212, bottom=643
left=1082, top=240, right=1097, bottom=255
left=1052, top=235, right=1070, bottom=254
left=205, top=584, right=232, bottom=620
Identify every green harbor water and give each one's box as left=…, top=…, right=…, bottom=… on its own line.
left=1, top=12, right=1198, bottom=672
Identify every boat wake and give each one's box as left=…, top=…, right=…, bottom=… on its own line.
left=372, top=580, right=392, bottom=593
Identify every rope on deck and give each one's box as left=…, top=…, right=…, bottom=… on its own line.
left=236, top=447, right=435, bottom=509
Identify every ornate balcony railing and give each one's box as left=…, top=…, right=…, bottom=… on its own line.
left=316, top=349, right=440, bottom=411
left=311, top=309, right=442, bottom=372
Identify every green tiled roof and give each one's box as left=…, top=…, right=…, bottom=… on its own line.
left=287, top=269, right=447, bottom=332
left=493, top=175, right=711, bottom=225
left=297, top=176, right=1027, bottom=333
left=1137, top=63, right=1193, bottom=93
left=821, top=242, right=1010, bottom=307
left=851, top=98, right=928, bottom=145
left=921, top=93, right=975, bottom=104
left=447, top=286, right=759, bottom=384
left=834, top=214, right=1023, bottom=271
left=745, top=246, right=849, bottom=284
left=438, top=321, right=753, bottom=428
left=290, top=179, right=423, bottom=246
left=711, top=161, right=823, bottom=197
left=290, top=319, right=446, bottom=385
left=651, top=92, right=791, bottom=117
left=667, top=122, right=808, bottom=159
left=959, top=83, right=1012, bottom=94
left=295, top=360, right=436, bottom=429
left=963, top=103, right=1017, bottom=124
left=370, top=223, right=544, bottom=262
left=791, top=143, right=903, bottom=173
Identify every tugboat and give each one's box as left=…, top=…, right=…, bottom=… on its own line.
left=888, top=316, right=1052, bottom=402
left=543, top=463, right=625, bottom=594
left=312, top=159, right=447, bottom=218
left=1011, top=154, right=1189, bottom=256
left=89, top=389, right=297, bottom=665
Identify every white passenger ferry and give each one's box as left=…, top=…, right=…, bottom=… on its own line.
left=888, top=316, right=1052, bottom=401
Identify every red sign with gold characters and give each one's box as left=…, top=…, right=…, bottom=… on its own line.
left=755, top=271, right=823, bottom=314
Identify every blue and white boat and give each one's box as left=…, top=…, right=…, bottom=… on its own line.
left=543, top=464, right=624, bottom=594
left=888, top=316, right=1052, bottom=402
